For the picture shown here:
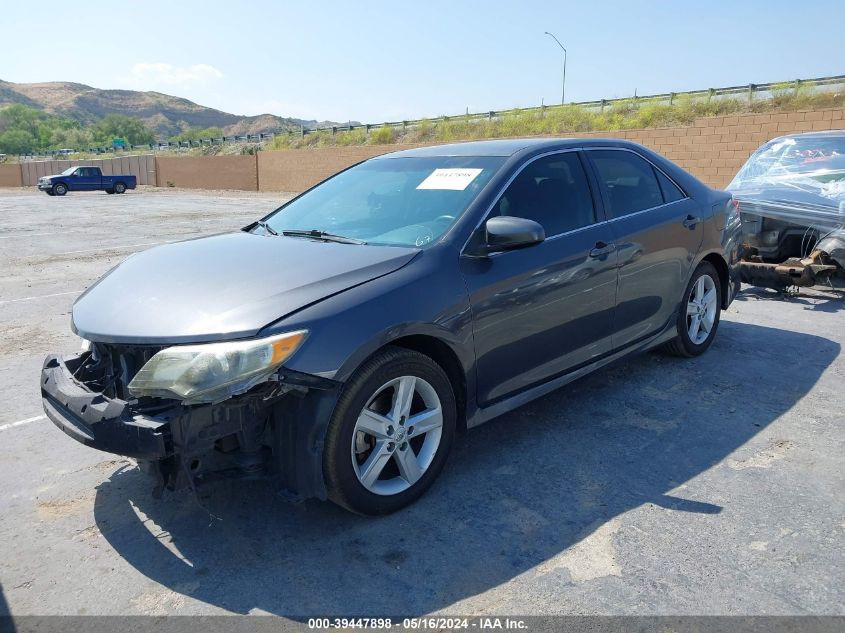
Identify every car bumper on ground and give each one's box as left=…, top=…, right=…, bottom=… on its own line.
left=37, top=182, right=53, bottom=191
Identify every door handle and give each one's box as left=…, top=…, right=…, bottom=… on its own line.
left=682, top=214, right=701, bottom=229
left=589, top=241, right=616, bottom=258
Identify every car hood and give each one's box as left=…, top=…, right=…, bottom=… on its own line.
left=72, top=232, right=419, bottom=344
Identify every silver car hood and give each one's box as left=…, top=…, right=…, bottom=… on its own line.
left=72, top=232, right=419, bottom=344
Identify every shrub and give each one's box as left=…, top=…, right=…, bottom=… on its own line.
left=260, top=83, right=845, bottom=154
left=368, top=126, right=395, bottom=145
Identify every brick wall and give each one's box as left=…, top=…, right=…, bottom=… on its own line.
left=564, top=108, right=844, bottom=188
left=256, top=107, right=845, bottom=191
left=3, top=108, right=841, bottom=192
left=257, top=145, right=404, bottom=192
left=155, top=155, right=258, bottom=190
left=0, top=164, right=22, bottom=187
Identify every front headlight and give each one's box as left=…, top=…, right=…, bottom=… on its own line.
left=128, top=330, right=307, bottom=404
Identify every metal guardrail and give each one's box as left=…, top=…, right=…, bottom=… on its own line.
left=313, top=74, right=845, bottom=136
left=14, top=73, right=845, bottom=160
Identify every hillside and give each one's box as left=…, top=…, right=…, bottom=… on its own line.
left=0, top=80, right=341, bottom=138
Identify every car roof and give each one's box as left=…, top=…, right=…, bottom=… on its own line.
left=375, top=137, right=645, bottom=159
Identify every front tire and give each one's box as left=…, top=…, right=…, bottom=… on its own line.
left=53, top=183, right=67, bottom=196
left=324, top=347, right=456, bottom=515
left=664, top=261, right=722, bottom=357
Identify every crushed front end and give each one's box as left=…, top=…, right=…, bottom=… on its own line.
left=41, top=340, right=341, bottom=500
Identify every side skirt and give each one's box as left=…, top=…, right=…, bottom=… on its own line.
left=466, top=319, right=679, bottom=429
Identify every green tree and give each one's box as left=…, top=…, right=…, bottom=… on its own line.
left=92, top=114, right=155, bottom=145
left=0, top=104, right=87, bottom=153
left=0, top=104, right=47, bottom=137
left=50, top=126, right=94, bottom=149
left=0, top=129, right=37, bottom=154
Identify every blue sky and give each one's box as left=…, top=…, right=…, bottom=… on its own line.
left=2, top=0, right=843, bottom=123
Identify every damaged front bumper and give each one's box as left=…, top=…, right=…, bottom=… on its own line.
left=41, top=352, right=341, bottom=500
left=42, top=354, right=172, bottom=459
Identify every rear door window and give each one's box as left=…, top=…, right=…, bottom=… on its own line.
left=589, top=150, right=664, bottom=218
left=655, top=169, right=685, bottom=203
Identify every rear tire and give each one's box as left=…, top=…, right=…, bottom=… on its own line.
left=53, top=183, right=67, bottom=196
left=324, top=347, right=456, bottom=515
left=105, top=189, right=115, bottom=194
left=663, top=261, right=722, bottom=357
left=114, top=182, right=126, bottom=194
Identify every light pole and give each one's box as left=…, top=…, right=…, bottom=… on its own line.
left=544, top=31, right=567, bottom=105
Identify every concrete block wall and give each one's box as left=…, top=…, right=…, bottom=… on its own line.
left=565, top=108, right=844, bottom=188
left=256, top=108, right=845, bottom=192
left=3, top=109, right=842, bottom=192
left=0, top=164, right=22, bottom=187
left=257, top=145, right=403, bottom=192
left=155, top=155, right=258, bottom=190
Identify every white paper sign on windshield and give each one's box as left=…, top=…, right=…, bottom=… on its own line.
left=416, top=168, right=483, bottom=191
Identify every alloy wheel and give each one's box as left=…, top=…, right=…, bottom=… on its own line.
left=686, top=274, right=718, bottom=344
left=351, top=375, right=443, bottom=496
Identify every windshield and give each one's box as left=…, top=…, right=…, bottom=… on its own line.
left=732, top=136, right=845, bottom=184
left=61, top=167, right=77, bottom=176
left=263, top=156, right=505, bottom=247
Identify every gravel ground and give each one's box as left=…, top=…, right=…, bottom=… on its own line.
left=0, top=188, right=842, bottom=619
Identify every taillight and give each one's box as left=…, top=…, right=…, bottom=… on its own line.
left=727, top=197, right=741, bottom=224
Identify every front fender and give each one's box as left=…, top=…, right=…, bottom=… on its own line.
left=259, top=247, right=476, bottom=386
left=331, top=321, right=470, bottom=384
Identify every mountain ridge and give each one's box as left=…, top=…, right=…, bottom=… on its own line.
left=0, top=79, right=346, bottom=138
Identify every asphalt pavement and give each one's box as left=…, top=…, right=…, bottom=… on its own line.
left=0, top=188, right=842, bottom=618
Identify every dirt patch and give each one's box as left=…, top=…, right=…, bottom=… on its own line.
left=73, top=525, right=100, bottom=541
left=36, top=494, right=92, bottom=520
left=535, top=518, right=623, bottom=582
left=727, top=439, right=794, bottom=470
left=0, top=322, right=56, bottom=356
left=130, top=588, right=187, bottom=615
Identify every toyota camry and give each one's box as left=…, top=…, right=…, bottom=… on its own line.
left=41, top=139, right=741, bottom=515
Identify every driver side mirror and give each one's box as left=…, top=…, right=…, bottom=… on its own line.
left=480, top=216, right=545, bottom=254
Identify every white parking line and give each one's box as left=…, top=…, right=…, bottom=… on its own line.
left=0, top=415, right=46, bottom=432
left=23, top=240, right=174, bottom=258
left=0, top=290, right=82, bottom=305
left=0, top=231, right=65, bottom=240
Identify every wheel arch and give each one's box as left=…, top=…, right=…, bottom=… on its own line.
left=334, top=331, right=470, bottom=433
left=388, top=335, right=468, bottom=432
left=698, top=251, right=731, bottom=309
